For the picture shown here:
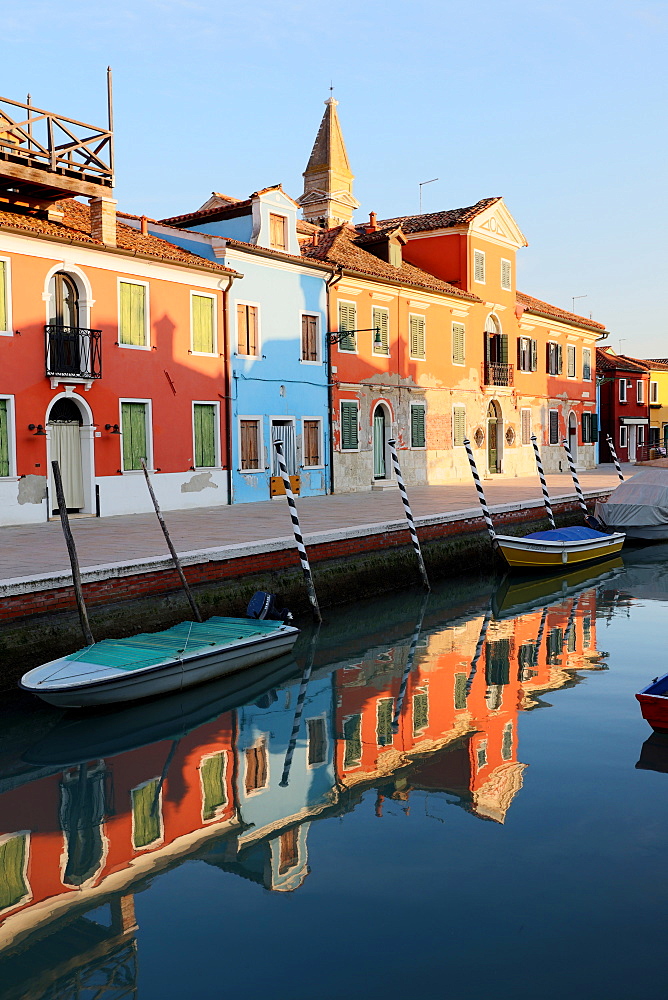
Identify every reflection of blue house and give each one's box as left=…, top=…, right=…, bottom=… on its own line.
left=152, top=186, right=332, bottom=503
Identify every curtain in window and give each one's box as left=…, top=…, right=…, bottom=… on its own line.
left=0, top=400, right=8, bottom=477
left=59, top=767, right=106, bottom=886
left=201, top=753, right=227, bottom=820
left=132, top=780, right=161, bottom=848
left=271, top=422, right=296, bottom=475
left=194, top=404, right=216, bottom=467
left=192, top=295, right=214, bottom=353
left=120, top=282, right=146, bottom=346
left=0, top=834, right=28, bottom=911
left=50, top=422, right=84, bottom=509
left=121, top=402, right=148, bottom=471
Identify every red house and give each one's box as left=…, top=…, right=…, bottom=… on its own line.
left=597, top=348, right=650, bottom=463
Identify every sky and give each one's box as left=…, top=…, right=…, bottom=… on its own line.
left=3, top=0, right=667, bottom=355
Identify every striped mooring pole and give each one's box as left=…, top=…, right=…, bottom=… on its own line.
left=606, top=434, right=625, bottom=483
left=531, top=434, right=556, bottom=529
left=466, top=603, right=494, bottom=695
left=561, top=439, right=589, bottom=515
left=388, top=438, right=430, bottom=590
left=273, top=440, right=322, bottom=623
left=279, top=625, right=320, bottom=787
left=561, top=594, right=580, bottom=653
left=463, top=438, right=497, bottom=543
left=391, top=593, right=429, bottom=732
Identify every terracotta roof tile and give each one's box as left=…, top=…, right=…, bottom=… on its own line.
left=374, top=198, right=502, bottom=235
left=596, top=349, right=648, bottom=373
left=517, top=291, right=606, bottom=332
left=159, top=199, right=252, bottom=227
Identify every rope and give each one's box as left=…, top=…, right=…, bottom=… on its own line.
left=561, top=439, right=588, bottom=514
left=531, top=434, right=556, bottom=529
left=279, top=626, right=320, bottom=786
left=273, top=441, right=322, bottom=623
left=466, top=604, right=493, bottom=694
left=388, top=439, right=430, bottom=590
left=463, top=438, right=497, bottom=542
left=391, top=594, right=429, bottom=732
left=606, top=434, right=625, bottom=482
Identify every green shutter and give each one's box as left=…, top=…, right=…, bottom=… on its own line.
left=122, top=402, right=148, bottom=471
left=0, top=400, right=8, bottom=477
left=0, top=834, right=28, bottom=911
left=410, top=316, right=425, bottom=358
left=132, top=780, right=161, bottom=848
left=499, top=334, right=508, bottom=365
left=411, top=405, right=425, bottom=448
left=120, top=282, right=146, bottom=346
left=454, top=673, right=467, bottom=710
left=0, top=261, right=6, bottom=332
left=557, top=344, right=563, bottom=374
left=531, top=339, right=538, bottom=371
left=341, top=402, right=358, bottom=450
left=343, top=715, right=362, bottom=769
left=372, top=308, right=389, bottom=354
left=192, top=295, right=214, bottom=353
left=591, top=413, right=598, bottom=441
left=338, top=302, right=357, bottom=351
left=194, top=404, right=216, bottom=467
left=502, top=722, right=513, bottom=761
left=201, top=753, right=226, bottom=821
left=412, top=692, right=429, bottom=735
left=377, top=697, right=393, bottom=746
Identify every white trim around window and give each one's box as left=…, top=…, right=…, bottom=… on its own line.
left=637, top=380, right=645, bottom=404
left=0, top=831, right=32, bottom=913
left=452, top=321, right=465, bottom=365
left=0, top=394, right=17, bottom=477
left=520, top=407, right=532, bottom=446
left=500, top=258, right=511, bottom=291
left=192, top=400, right=222, bottom=469
left=619, top=379, right=627, bottom=403
left=408, top=313, right=426, bottom=361
left=237, top=415, right=265, bottom=472
left=118, top=397, right=154, bottom=473
left=410, top=402, right=426, bottom=450
left=235, top=299, right=262, bottom=358
left=0, top=256, right=13, bottom=336
left=301, top=416, right=324, bottom=468
left=473, top=249, right=486, bottom=284
left=337, top=300, right=358, bottom=355
left=371, top=306, right=390, bottom=357
left=190, top=290, right=218, bottom=356
left=619, top=425, right=628, bottom=448
left=299, top=311, right=321, bottom=364
left=339, top=399, right=360, bottom=452
left=131, top=778, right=164, bottom=851
left=117, top=278, right=150, bottom=350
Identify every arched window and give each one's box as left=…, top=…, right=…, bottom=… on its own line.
left=483, top=314, right=511, bottom=387
left=49, top=273, right=79, bottom=328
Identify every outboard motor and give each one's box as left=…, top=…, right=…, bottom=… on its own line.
left=584, top=514, right=606, bottom=532
left=246, top=591, right=293, bottom=624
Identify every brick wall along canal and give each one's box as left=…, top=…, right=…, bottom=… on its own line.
left=1, top=545, right=667, bottom=999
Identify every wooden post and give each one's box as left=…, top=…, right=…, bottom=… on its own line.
left=52, top=460, right=94, bottom=646
left=140, top=459, right=202, bottom=623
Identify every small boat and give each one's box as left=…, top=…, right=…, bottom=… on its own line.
left=491, top=556, right=624, bottom=618
left=636, top=673, right=668, bottom=732
left=636, top=731, right=668, bottom=772
left=595, top=467, right=668, bottom=541
left=21, top=597, right=299, bottom=709
left=492, top=525, right=625, bottom=570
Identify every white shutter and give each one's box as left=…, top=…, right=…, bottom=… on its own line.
left=474, top=250, right=485, bottom=283
left=452, top=323, right=465, bottom=364
left=500, top=259, right=511, bottom=291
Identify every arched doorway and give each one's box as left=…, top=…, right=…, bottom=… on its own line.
left=487, top=401, right=502, bottom=473
left=372, top=404, right=390, bottom=480
left=568, top=412, right=578, bottom=464
left=47, top=396, right=89, bottom=513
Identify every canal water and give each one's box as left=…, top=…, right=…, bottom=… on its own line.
left=1, top=546, right=667, bottom=1000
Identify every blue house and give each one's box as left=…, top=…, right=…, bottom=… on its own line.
left=148, top=186, right=332, bottom=503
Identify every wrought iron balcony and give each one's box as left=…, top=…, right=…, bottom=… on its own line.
left=482, top=362, right=514, bottom=387
left=45, top=325, right=102, bottom=380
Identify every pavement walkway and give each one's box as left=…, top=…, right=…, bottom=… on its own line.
left=0, top=464, right=627, bottom=584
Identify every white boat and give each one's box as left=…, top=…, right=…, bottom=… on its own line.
left=595, top=467, right=668, bottom=540
left=21, top=616, right=299, bottom=709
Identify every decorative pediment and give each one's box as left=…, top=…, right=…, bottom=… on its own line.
left=297, top=188, right=359, bottom=209
left=471, top=198, right=528, bottom=249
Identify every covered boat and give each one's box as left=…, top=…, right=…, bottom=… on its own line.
left=595, top=467, right=668, bottom=540
left=493, top=525, right=625, bottom=570
left=636, top=674, right=668, bottom=732
left=21, top=615, right=299, bottom=709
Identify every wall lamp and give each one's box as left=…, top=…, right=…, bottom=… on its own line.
left=105, top=423, right=121, bottom=434
left=28, top=424, right=46, bottom=436
left=328, top=327, right=381, bottom=345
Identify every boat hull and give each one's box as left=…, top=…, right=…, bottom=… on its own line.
left=21, top=628, right=299, bottom=709
left=495, top=532, right=625, bottom=570
left=637, top=688, right=668, bottom=732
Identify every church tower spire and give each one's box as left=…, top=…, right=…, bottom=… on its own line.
left=298, top=96, right=360, bottom=228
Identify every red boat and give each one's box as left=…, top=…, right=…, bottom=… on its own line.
left=636, top=675, right=668, bottom=731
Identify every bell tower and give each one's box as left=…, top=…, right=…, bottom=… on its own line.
left=297, top=97, right=359, bottom=228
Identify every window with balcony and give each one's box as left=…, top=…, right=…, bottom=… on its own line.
left=46, top=272, right=101, bottom=379
left=484, top=317, right=512, bottom=385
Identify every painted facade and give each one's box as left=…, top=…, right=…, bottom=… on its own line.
left=641, top=358, right=668, bottom=453
left=597, top=348, right=651, bottom=463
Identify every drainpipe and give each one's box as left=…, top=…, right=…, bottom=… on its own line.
left=326, top=266, right=343, bottom=494
left=222, top=272, right=239, bottom=505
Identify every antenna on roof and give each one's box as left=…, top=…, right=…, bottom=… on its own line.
left=419, top=178, right=438, bottom=214
left=572, top=294, right=587, bottom=313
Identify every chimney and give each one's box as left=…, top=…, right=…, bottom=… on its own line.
left=366, top=211, right=377, bottom=233
left=311, top=229, right=319, bottom=247
left=140, top=215, right=149, bottom=235
left=89, top=197, right=117, bottom=247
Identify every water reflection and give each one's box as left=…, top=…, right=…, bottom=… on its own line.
left=0, top=553, right=654, bottom=998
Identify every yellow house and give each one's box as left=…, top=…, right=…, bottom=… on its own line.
left=644, top=359, right=668, bottom=453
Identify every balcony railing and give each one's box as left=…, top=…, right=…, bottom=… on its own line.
left=45, top=325, right=102, bottom=380
left=482, top=362, right=514, bottom=387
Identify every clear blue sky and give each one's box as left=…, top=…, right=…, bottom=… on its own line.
left=4, top=0, right=666, bottom=354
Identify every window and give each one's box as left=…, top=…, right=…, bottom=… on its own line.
left=517, top=337, right=537, bottom=372
left=582, top=412, right=599, bottom=443
left=237, top=303, right=259, bottom=356
left=547, top=627, right=563, bottom=664
left=583, top=615, right=592, bottom=648
left=0, top=258, right=9, bottom=333
left=193, top=403, right=218, bottom=468
left=342, top=714, right=362, bottom=769
left=121, top=401, right=149, bottom=471
left=409, top=314, right=426, bottom=359
left=245, top=740, right=268, bottom=793
left=337, top=301, right=357, bottom=352
left=307, top=718, right=327, bottom=766
left=650, top=426, right=660, bottom=446
left=476, top=740, right=488, bottom=770
left=411, top=404, right=426, bottom=448
left=269, top=214, right=287, bottom=250
left=278, top=828, right=299, bottom=874
left=454, top=672, right=467, bottom=710
left=372, top=307, right=389, bottom=355
left=567, top=345, right=576, bottom=378
left=583, top=347, right=592, bottom=381
left=637, top=380, right=645, bottom=404
left=452, top=323, right=465, bottom=364
left=119, top=281, right=148, bottom=347
left=620, top=425, right=628, bottom=448
left=340, top=401, right=359, bottom=450
left=302, top=419, right=321, bottom=467
left=547, top=341, right=563, bottom=375
left=549, top=409, right=559, bottom=445
left=521, top=408, right=532, bottom=446
left=638, top=423, right=645, bottom=447
left=200, top=752, right=227, bottom=821
left=619, top=379, right=627, bottom=403
left=0, top=833, right=29, bottom=912
left=191, top=293, right=216, bottom=354
left=500, top=258, right=511, bottom=291
left=473, top=249, right=486, bottom=283
left=412, top=691, right=429, bottom=736
left=301, top=314, right=319, bottom=362
left=132, top=780, right=162, bottom=849
left=501, top=722, right=513, bottom=761
left=240, top=419, right=261, bottom=470
left=0, top=398, right=10, bottom=476
left=651, top=381, right=659, bottom=404
left=377, top=698, right=393, bottom=746
left=453, top=406, right=466, bottom=447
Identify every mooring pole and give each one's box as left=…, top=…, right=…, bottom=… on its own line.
left=52, top=460, right=94, bottom=646
left=561, top=594, right=581, bottom=653
left=531, top=434, right=556, bottom=529
left=466, top=604, right=493, bottom=695
left=279, top=625, right=320, bottom=787
left=391, top=592, right=429, bottom=732
left=387, top=438, right=430, bottom=590
left=463, top=438, right=497, bottom=543
left=140, top=459, right=202, bottom=623
left=606, top=434, right=625, bottom=483
left=561, top=439, right=589, bottom=515
left=273, top=440, right=322, bottom=623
